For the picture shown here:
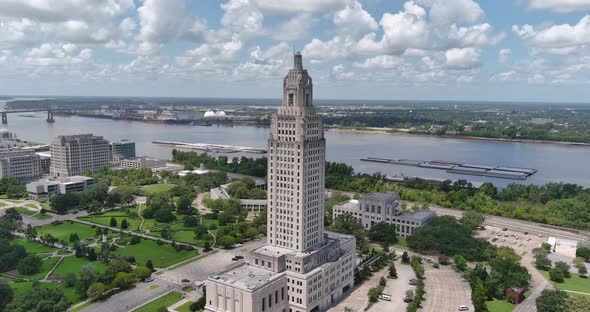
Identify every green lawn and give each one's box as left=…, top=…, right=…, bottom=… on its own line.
left=79, top=215, right=142, bottom=231
left=33, top=213, right=52, bottom=219
left=6, top=199, right=25, bottom=204
left=14, top=207, right=36, bottom=216
left=202, top=217, right=219, bottom=228
left=132, top=291, right=183, bottom=312
left=485, top=299, right=514, bottom=312
left=51, top=256, right=108, bottom=278
left=176, top=301, right=194, bottom=312
left=0, top=201, right=6, bottom=207
left=10, top=238, right=57, bottom=254
left=9, top=281, right=82, bottom=304
left=19, top=256, right=60, bottom=280
left=26, top=203, right=38, bottom=209
left=540, top=270, right=590, bottom=294
left=394, top=237, right=408, bottom=248
left=143, top=184, right=176, bottom=195
left=113, top=239, right=197, bottom=268
left=36, top=221, right=99, bottom=245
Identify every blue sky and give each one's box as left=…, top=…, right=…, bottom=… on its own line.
left=0, top=0, right=590, bottom=102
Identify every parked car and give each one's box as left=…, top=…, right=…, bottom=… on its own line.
left=235, top=255, right=244, bottom=259
left=403, top=297, right=413, bottom=303
left=502, top=228, right=508, bottom=231
left=379, top=294, right=391, bottom=301
left=458, top=305, right=469, bottom=311
left=181, top=279, right=190, bottom=283
left=409, top=278, right=419, bottom=285
left=231, top=257, right=239, bottom=261
left=144, top=277, right=154, bottom=283
left=491, top=237, right=498, bottom=242
left=233, top=243, right=244, bottom=248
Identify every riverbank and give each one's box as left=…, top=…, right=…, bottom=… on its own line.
left=326, top=126, right=590, bottom=148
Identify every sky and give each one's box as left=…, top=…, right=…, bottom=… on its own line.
left=0, top=0, right=590, bottom=102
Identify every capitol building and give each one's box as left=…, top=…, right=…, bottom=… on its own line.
left=205, top=53, right=357, bottom=312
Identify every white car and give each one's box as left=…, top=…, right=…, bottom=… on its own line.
left=379, top=294, right=391, bottom=301
left=458, top=305, right=469, bottom=311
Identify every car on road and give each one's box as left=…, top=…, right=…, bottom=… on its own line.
left=231, top=257, right=239, bottom=261
left=379, top=294, right=391, bottom=301
left=502, top=228, right=508, bottom=231
left=235, top=255, right=244, bottom=259
left=233, top=243, right=244, bottom=248
left=144, top=277, right=154, bottom=283
left=409, top=278, right=419, bottom=285
left=491, top=237, right=498, bottom=242
left=181, top=279, right=190, bottom=283
left=458, top=305, right=469, bottom=311
left=403, top=297, right=413, bottom=303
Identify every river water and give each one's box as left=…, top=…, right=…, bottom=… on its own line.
left=3, top=111, right=589, bottom=187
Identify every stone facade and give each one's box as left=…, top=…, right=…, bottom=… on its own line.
left=206, top=53, right=356, bottom=312
left=50, top=134, right=110, bottom=177
left=0, top=149, right=43, bottom=183
left=332, top=192, right=435, bottom=237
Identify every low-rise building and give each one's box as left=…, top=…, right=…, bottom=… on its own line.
left=210, top=184, right=267, bottom=212
left=0, top=149, right=43, bottom=183
left=35, top=151, right=51, bottom=174
left=119, top=157, right=166, bottom=170
left=333, top=191, right=435, bottom=237
left=110, top=140, right=136, bottom=160
left=26, top=176, right=95, bottom=200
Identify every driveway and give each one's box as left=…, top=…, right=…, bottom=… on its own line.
left=370, top=259, right=416, bottom=312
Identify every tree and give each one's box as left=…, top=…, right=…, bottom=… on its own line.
left=578, top=265, right=588, bottom=276
left=130, top=236, right=141, bottom=245
left=218, top=235, right=236, bottom=249
left=402, top=252, right=410, bottom=264
left=554, top=261, right=571, bottom=278
left=203, top=241, right=211, bottom=252
left=87, top=248, right=97, bottom=261
left=549, top=268, right=565, bottom=283
left=566, top=295, right=590, bottom=312
left=69, top=233, right=80, bottom=243
left=576, top=247, right=590, bottom=261
left=86, top=282, right=108, bottom=299
left=184, top=215, right=199, bottom=228
left=146, top=260, right=154, bottom=272
left=109, top=217, right=117, bottom=227
left=76, top=264, right=97, bottom=295
left=134, top=266, right=152, bottom=280
left=7, top=285, right=70, bottom=312
left=454, top=255, right=468, bottom=271
left=245, top=227, right=259, bottom=240
left=460, top=210, right=486, bottom=231
left=535, top=254, right=552, bottom=271
left=111, top=272, right=134, bottom=289
left=24, top=224, right=37, bottom=241
left=121, top=219, right=129, bottom=229
left=161, top=225, right=173, bottom=240
left=367, top=222, right=397, bottom=245
left=176, top=195, right=194, bottom=215
left=95, top=227, right=103, bottom=236
left=389, top=262, right=398, bottom=279
left=0, top=280, right=13, bottom=312
left=17, top=254, right=42, bottom=275
left=536, top=289, right=568, bottom=312
left=368, top=287, right=379, bottom=303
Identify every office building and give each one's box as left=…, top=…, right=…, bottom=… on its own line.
left=26, top=175, right=95, bottom=200
left=332, top=192, right=435, bottom=237
left=110, top=140, right=136, bottom=160
left=206, top=53, right=356, bottom=312
left=0, top=149, right=43, bottom=183
left=118, top=157, right=166, bottom=170
left=49, top=134, right=110, bottom=177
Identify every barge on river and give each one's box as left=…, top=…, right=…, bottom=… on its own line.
left=361, top=157, right=537, bottom=180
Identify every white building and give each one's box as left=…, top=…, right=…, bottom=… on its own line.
left=0, top=149, right=43, bottom=183
left=49, top=134, right=110, bottom=177
left=206, top=53, right=356, bottom=312
left=332, top=192, right=435, bottom=237
left=26, top=175, right=95, bottom=200
left=119, top=157, right=166, bottom=170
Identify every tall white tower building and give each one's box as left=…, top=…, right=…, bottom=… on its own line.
left=267, top=52, right=325, bottom=251
left=206, top=54, right=356, bottom=312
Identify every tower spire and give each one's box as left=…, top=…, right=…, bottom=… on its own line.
left=294, top=51, right=302, bottom=69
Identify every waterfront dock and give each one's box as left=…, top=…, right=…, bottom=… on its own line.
left=152, top=140, right=267, bottom=154
left=361, top=157, right=537, bottom=180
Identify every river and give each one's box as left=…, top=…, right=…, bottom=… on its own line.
left=3, top=111, right=589, bottom=187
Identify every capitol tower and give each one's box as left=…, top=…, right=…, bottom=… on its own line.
left=205, top=53, right=356, bottom=312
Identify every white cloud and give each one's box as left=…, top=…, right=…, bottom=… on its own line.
left=333, top=1, right=378, bottom=39
left=331, top=64, right=354, bottom=80
left=526, top=0, right=590, bottom=13
left=302, top=36, right=353, bottom=60
left=498, top=48, right=511, bottom=63
left=422, top=0, right=484, bottom=26
left=272, top=13, right=315, bottom=41
left=353, top=55, right=403, bottom=69
left=448, top=23, right=504, bottom=47
left=221, top=0, right=263, bottom=38
left=445, top=47, right=481, bottom=69
left=513, top=15, right=590, bottom=52
left=251, top=0, right=351, bottom=14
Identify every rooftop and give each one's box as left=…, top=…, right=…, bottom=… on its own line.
left=28, top=175, right=94, bottom=186
left=209, top=263, right=283, bottom=292
left=362, top=191, right=400, bottom=201
left=402, top=209, right=436, bottom=221
left=334, top=199, right=358, bottom=211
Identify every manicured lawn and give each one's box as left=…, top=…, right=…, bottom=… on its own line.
left=0, top=201, right=6, bottom=207
left=132, top=291, right=183, bottom=312
left=113, top=239, right=197, bottom=268
left=485, top=299, right=514, bottom=312
left=52, top=256, right=108, bottom=278
left=11, top=238, right=57, bottom=254
left=20, top=256, right=60, bottom=280
left=36, top=221, right=99, bottom=245
left=202, top=217, right=219, bottom=228
left=14, top=207, right=36, bottom=216
left=143, top=184, right=176, bottom=195
left=540, top=270, right=590, bottom=294
left=6, top=199, right=25, bottom=204
left=176, top=301, right=194, bottom=312
left=79, top=215, right=142, bottom=231
left=9, top=281, right=82, bottom=304
left=394, top=237, right=408, bottom=248
left=26, top=203, right=38, bottom=209
left=33, top=213, right=52, bottom=219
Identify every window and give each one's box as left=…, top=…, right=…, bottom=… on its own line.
left=262, top=298, right=265, bottom=311
left=288, top=94, right=294, bottom=105
left=305, top=93, right=310, bottom=106
left=269, top=294, right=272, bottom=308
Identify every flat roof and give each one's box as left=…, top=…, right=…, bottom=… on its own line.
left=210, top=263, right=283, bottom=292
left=334, top=199, right=358, bottom=211
left=402, top=209, right=436, bottom=221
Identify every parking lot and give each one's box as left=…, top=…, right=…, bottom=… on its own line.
left=369, top=259, right=416, bottom=312
left=421, top=261, right=473, bottom=312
